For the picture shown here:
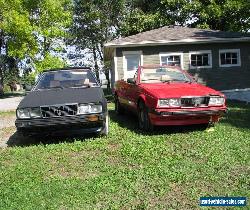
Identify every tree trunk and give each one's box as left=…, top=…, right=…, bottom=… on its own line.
left=104, top=68, right=111, bottom=92
left=92, top=46, right=99, bottom=81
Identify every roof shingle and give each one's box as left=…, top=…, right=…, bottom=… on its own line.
left=105, top=26, right=250, bottom=46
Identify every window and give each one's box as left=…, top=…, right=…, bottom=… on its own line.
left=123, top=51, right=143, bottom=79
left=159, top=53, right=183, bottom=68
left=189, top=51, right=212, bottom=69
left=219, top=49, right=241, bottom=67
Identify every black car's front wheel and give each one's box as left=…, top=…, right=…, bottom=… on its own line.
left=138, top=102, right=154, bottom=132
left=100, top=114, right=109, bottom=136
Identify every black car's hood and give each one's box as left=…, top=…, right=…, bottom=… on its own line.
left=18, top=87, right=106, bottom=108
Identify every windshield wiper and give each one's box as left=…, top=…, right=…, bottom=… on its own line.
left=69, top=84, right=91, bottom=88
left=162, top=79, right=190, bottom=83
left=141, top=78, right=161, bottom=82
left=49, top=86, right=64, bottom=89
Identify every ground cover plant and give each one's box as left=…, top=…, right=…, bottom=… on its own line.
left=0, top=101, right=249, bottom=209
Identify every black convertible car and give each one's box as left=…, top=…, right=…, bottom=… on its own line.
left=15, top=67, right=108, bottom=136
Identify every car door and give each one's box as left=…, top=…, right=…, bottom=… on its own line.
left=126, top=71, right=140, bottom=111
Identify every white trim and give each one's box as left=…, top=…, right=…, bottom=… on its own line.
left=189, top=50, right=212, bottom=69
left=122, top=51, right=143, bottom=80
left=219, top=49, right=241, bottom=67
left=159, top=52, right=184, bottom=69
left=104, top=37, right=250, bottom=48
left=113, top=49, right=118, bottom=81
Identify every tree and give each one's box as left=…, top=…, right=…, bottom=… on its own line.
left=120, top=0, right=250, bottom=37
left=70, top=0, right=125, bottom=88
left=35, top=53, right=66, bottom=73
left=189, top=0, right=250, bottom=32
left=0, top=0, right=73, bottom=93
left=0, top=0, right=38, bottom=91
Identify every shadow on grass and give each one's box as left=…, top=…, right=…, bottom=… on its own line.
left=109, top=110, right=208, bottom=136
left=220, top=100, right=250, bottom=129
left=7, top=131, right=98, bottom=147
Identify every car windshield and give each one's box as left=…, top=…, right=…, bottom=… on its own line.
left=34, top=69, right=98, bottom=90
left=140, top=67, right=191, bottom=83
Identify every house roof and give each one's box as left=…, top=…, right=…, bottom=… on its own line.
left=104, top=26, right=250, bottom=48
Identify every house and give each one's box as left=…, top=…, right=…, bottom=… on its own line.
left=104, top=26, right=250, bottom=90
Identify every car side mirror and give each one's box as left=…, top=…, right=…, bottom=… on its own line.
left=127, top=78, right=135, bottom=84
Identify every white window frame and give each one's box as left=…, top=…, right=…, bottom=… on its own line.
left=122, top=51, right=143, bottom=80
left=219, top=49, right=241, bottom=67
left=189, top=50, right=212, bottom=69
left=159, top=52, right=184, bottom=69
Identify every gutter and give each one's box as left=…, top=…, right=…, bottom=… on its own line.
left=104, top=37, right=250, bottom=48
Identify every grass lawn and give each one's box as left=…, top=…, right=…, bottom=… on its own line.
left=0, top=101, right=249, bottom=209
left=0, top=91, right=25, bottom=99
left=0, top=110, right=16, bottom=117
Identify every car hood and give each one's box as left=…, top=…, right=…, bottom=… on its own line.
left=140, top=83, right=223, bottom=98
left=18, top=87, right=106, bottom=108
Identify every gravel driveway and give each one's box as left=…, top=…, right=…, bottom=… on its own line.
left=0, top=115, right=16, bottom=147
left=0, top=96, right=23, bottom=147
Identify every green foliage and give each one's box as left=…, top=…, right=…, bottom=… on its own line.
left=21, top=72, right=36, bottom=86
left=35, top=53, right=66, bottom=73
left=191, top=0, right=250, bottom=32
left=0, top=0, right=38, bottom=58
left=70, top=0, right=125, bottom=79
left=3, top=68, right=20, bottom=84
left=120, top=0, right=250, bottom=36
left=0, top=0, right=72, bottom=90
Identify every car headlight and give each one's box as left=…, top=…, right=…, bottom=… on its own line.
left=30, top=108, right=41, bottom=118
left=17, top=108, right=30, bottom=119
left=158, top=99, right=169, bottom=107
left=158, top=98, right=181, bottom=107
left=209, top=96, right=225, bottom=106
left=78, top=104, right=102, bottom=114
left=169, top=98, right=181, bottom=107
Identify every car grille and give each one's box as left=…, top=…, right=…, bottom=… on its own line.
left=181, top=97, right=209, bottom=107
left=41, top=104, right=78, bottom=118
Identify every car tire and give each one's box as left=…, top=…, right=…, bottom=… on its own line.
left=100, top=114, right=109, bottom=136
left=115, top=95, right=124, bottom=114
left=138, top=102, right=154, bottom=132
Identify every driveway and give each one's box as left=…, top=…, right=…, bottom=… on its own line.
left=0, top=96, right=23, bottom=111
left=222, top=88, right=250, bottom=103
left=0, top=96, right=23, bottom=147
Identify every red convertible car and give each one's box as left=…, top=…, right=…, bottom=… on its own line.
left=114, top=65, right=227, bottom=131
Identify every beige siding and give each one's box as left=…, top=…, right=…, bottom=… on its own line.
left=116, top=53, right=123, bottom=80
left=114, top=42, right=250, bottom=90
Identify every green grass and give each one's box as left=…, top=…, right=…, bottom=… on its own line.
left=0, top=91, right=25, bottom=99
left=0, top=110, right=16, bottom=117
left=0, top=102, right=249, bottom=209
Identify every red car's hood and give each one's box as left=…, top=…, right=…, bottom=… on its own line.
left=140, top=83, right=223, bottom=98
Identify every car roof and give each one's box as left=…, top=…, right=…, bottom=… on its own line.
left=45, top=67, right=91, bottom=72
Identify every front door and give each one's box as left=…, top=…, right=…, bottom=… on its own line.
left=124, top=53, right=141, bottom=79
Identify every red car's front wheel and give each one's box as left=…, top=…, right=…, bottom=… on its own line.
left=115, top=95, right=124, bottom=114
left=138, top=102, right=154, bottom=132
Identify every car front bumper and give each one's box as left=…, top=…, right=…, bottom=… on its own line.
left=149, top=107, right=227, bottom=126
left=15, top=113, right=107, bottom=135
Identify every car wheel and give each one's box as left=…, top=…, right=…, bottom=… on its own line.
left=100, top=114, right=109, bottom=136
left=115, top=95, right=124, bottom=114
left=138, top=102, right=154, bottom=132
